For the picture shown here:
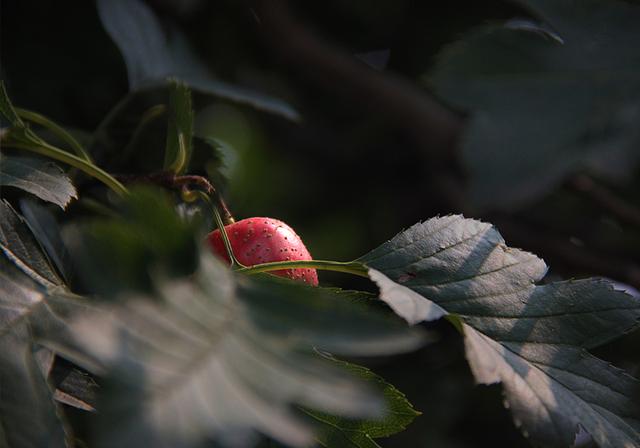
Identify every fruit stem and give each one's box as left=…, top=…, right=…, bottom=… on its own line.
left=174, top=175, right=234, bottom=224
left=211, top=204, right=244, bottom=268
left=237, top=260, right=370, bottom=278
left=119, top=172, right=235, bottom=224
left=183, top=189, right=244, bottom=267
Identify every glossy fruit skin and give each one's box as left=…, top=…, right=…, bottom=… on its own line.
left=207, top=217, right=319, bottom=286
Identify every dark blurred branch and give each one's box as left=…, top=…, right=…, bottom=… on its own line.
left=569, top=174, right=640, bottom=228
left=250, top=0, right=468, bottom=211
left=494, top=217, right=640, bottom=290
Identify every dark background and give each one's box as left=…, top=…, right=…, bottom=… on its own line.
left=2, top=1, right=638, bottom=446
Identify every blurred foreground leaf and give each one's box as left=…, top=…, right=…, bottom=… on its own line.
left=52, top=187, right=425, bottom=447
left=362, top=215, right=640, bottom=448
left=52, top=253, right=425, bottom=448
left=65, top=187, right=200, bottom=297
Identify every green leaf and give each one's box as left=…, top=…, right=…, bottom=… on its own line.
left=20, top=199, right=72, bottom=284
left=64, top=187, right=199, bottom=297
left=164, top=80, right=194, bottom=174
left=305, top=355, right=420, bottom=448
left=0, top=199, right=61, bottom=287
left=428, top=0, right=640, bottom=210
left=96, top=0, right=300, bottom=121
left=0, top=201, right=81, bottom=447
left=0, top=265, right=69, bottom=448
left=361, top=215, right=640, bottom=448
left=1, top=153, right=77, bottom=209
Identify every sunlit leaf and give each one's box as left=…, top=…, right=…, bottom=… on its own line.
left=1, top=154, right=77, bottom=209
left=361, top=215, right=640, bottom=447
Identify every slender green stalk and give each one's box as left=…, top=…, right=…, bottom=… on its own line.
left=237, top=260, right=370, bottom=278
left=211, top=204, right=244, bottom=268
left=15, top=107, right=94, bottom=163
left=184, top=189, right=243, bottom=267
left=6, top=140, right=128, bottom=196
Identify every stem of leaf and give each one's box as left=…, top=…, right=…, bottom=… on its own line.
left=237, top=260, right=369, bottom=278
left=14, top=107, right=94, bottom=163
left=6, top=140, right=128, bottom=196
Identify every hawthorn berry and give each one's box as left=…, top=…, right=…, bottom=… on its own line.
left=207, top=217, right=319, bottom=286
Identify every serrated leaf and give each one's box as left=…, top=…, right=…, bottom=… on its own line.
left=361, top=215, right=640, bottom=448
left=96, top=0, right=299, bottom=121
left=1, top=153, right=77, bottom=209
left=164, top=80, right=193, bottom=174
left=428, top=0, right=640, bottom=210
left=305, top=355, right=420, bottom=448
left=20, top=199, right=72, bottom=284
left=0, top=199, right=61, bottom=287
left=0, top=204, right=80, bottom=447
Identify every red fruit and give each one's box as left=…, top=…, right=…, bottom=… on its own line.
left=207, top=217, right=319, bottom=286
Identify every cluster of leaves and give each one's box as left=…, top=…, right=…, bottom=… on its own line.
left=1, top=0, right=640, bottom=447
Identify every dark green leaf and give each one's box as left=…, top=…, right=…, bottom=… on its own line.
left=96, top=0, right=299, bottom=121
left=361, top=215, right=640, bottom=448
left=306, top=355, right=420, bottom=448
left=164, top=80, right=193, bottom=174
left=0, top=199, right=61, bottom=287
left=64, top=186, right=199, bottom=297
left=1, top=153, right=77, bottom=209
left=20, top=199, right=72, bottom=284
left=429, top=0, right=640, bottom=210
left=0, top=203, right=83, bottom=448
